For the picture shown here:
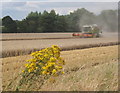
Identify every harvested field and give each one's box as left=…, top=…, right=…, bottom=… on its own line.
left=2, top=45, right=118, bottom=91
left=2, top=42, right=119, bottom=58
left=1, top=32, right=118, bottom=57
left=1, top=32, right=118, bottom=40
left=1, top=33, right=73, bottom=40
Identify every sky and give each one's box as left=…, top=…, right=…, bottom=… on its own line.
left=1, top=0, right=120, bottom=2
left=1, top=0, right=119, bottom=20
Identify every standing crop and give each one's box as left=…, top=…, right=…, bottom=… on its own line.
left=16, top=45, right=65, bottom=91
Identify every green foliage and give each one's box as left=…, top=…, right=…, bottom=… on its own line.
left=55, top=15, right=68, bottom=32
left=26, top=11, right=39, bottom=33
left=2, top=8, right=118, bottom=33
left=2, top=16, right=17, bottom=33
left=17, top=20, right=27, bottom=33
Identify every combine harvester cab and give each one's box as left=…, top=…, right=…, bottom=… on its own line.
left=72, top=24, right=102, bottom=38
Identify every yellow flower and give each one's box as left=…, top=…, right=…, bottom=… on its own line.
left=25, top=64, right=29, bottom=67
left=28, top=69, right=32, bottom=73
left=46, top=65, right=51, bottom=68
left=31, top=51, right=39, bottom=56
left=44, top=54, right=49, bottom=58
left=52, top=45, right=60, bottom=50
left=32, top=59, right=37, bottom=62
left=42, top=71, right=47, bottom=75
left=38, top=53, right=43, bottom=55
left=31, top=52, right=36, bottom=56
left=22, top=70, right=25, bottom=73
left=24, top=45, right=65, bottom=77
left=27, top=59, right=36, bottom=63
left=42, top=66, right=47, bottom=69
left=29, top=63, right=35, bottom=67
left=49, top=62, right=55, bottom=65
left=50, top=57, right=56, bottom=62
left=38, top=57, right=43, bottom=60
left=54, top=53, right=60, bottom=58
left=52, top=69, right=57, bottom=74
left=58, top=66, right=62, bottom=69
left=61, top=71, right=64, bottom=74
left=55, top=66, right=62, bottom=69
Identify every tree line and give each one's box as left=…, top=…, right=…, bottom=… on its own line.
left=1, top=8, right=118, bottom=33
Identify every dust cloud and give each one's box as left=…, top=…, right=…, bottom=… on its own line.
left=78, top=9, right=118, bottom=33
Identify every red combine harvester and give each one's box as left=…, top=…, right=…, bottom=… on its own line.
left=72, top=24, right=102, bottom=38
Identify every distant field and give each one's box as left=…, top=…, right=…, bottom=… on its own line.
left=2, top=45, right=118, bottom=91
left=1, top=33, right=73, bottom=40
left=1, top=32, right=118, bottom=40
left=1, top=32, right=118, bottom=57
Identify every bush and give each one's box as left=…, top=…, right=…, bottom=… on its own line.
left=16, top=45, right=65, bottom=91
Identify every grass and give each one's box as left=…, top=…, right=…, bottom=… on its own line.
left=41, top=62, right=117, bottom=91
left=2, top=45, right=118, bottom=91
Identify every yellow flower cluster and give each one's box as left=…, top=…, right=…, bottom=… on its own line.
left=22, top=45, right=65, bottom=76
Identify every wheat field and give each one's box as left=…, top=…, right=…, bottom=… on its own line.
left=1, top=32, right=119, bottom=91
left=2, top=32, right=118, bottom=58
left=2, top=45, right=118, bottom=91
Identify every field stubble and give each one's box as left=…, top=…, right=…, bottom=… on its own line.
left=2, top=45, right=118, bottom=91
left=2, top=32, right=119, bottom=58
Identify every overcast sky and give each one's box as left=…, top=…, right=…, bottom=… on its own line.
left=1, top=0, right=120, bottom=2
left=1, top=0, right=119, bottom=20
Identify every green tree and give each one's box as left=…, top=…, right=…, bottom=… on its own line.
left=55, top=15, right=68, bottom=32
left=17, top=19, right=28, bottom=33
left=40, top=10, right=57, bottom=32
left=2, top=16, right=17, bottom=33
left=26, top=11, right=39, bottom=33
left=0, top=19, right=2, bottom=33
